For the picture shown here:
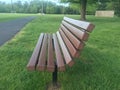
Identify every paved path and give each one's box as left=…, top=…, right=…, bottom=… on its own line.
left=0, top=16, right=36, bottom=46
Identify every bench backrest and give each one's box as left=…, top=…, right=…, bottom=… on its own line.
left=56, top=17, right=95, bottom=66
left=27, top=17, right=95, bottom=72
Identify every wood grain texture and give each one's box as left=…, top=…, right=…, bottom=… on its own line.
left=61, top=24, right=84, bottom=50
left=36, top=34, right=48, bottom=71
left=47, top=34, right=55, bottom=72
left=64, top=17, right=95, bottom=32
left=53, top=34, right=65, bottom=71
left=59, top=29, right=79, bottom=58
left=56, top=31, right=74, bottom=67
left=27, top=33, right=44, bottom=71
left=62, top=21, right=89, bottom=41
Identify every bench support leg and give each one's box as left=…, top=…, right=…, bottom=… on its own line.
left=52, top=65, right=57, bottom=86
left=47, top=65, right=60, bottom=89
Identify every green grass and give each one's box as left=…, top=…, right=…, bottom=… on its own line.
left=0, top=14, right=120, bottom=90
left=0, top=13, right=37, bottom=22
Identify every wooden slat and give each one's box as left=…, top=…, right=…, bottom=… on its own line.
left=36, top=34, right=48, bottom=71
left=27, top=33, right=44, bottom=71
left=62, top=21, right=89, bottom=41
left=47, top=34, right=55, bottom=72
left=59, top=29, right=79, bottom=58
left=61, top=24, right=84, bottom=50
left=53, top=34, right=65, bottom=71
left=64, top=17, right=95, bottom=32
left=56, top=31, right=74, bottom=66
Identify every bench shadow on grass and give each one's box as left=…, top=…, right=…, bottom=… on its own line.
left=25, top=46, right=118, bottom=90
left=59, top=46, right=117, bottom=90
left=25, top=47, right=99, bottom=90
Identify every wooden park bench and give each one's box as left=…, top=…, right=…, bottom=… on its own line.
left=27, top=17, right=95, bottom=87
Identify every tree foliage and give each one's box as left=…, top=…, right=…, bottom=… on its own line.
left=61, top=0, right=120, bottom=19
left=0, top=0, right=78, bottom=14
left=113, top=0, right=120, bottom=16
left=0, top=0, right=119, bottom=17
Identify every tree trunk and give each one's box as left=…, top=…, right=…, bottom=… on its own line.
left=80, top=0, right=87, bottom=20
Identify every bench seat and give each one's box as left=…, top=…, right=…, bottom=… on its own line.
left=27, top=17, right=95, bottom=72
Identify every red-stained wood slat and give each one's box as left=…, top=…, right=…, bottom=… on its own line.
left=59, top=29, right=79, bottom=58
left=27, top=33, right=44, bottom=71
left=62, top=21, right=89, bottom=41
left=36, top=34, right=48, bottom=71
left=47, top=34, right=55, bottom=72
left=56, top=31, right=74, bottom=67
left=60, top=24, right=84, bottom=50
left=64, top=17, right=95, bottom=32
left=53, top=34, right=65, bottom=71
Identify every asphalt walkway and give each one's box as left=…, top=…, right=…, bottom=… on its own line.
left=0, top=16, right=36, bottom=46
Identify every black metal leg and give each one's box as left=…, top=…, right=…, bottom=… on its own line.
left=52, top=65, right=57, bottom=86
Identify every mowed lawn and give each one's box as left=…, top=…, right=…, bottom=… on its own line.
left=0, top=14, right=120, bottom=90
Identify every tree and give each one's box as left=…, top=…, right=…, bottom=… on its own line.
left=14, top=1, right=23, bottom=13
left=61, top=0, right=89, bottom=20
left=80, top=0, right=87, bottom=20
left=0, top=0, right=119, bottom=17
left=113, top=0, right=120, bottom=17
left=61, top=0, right=120, bottom=20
